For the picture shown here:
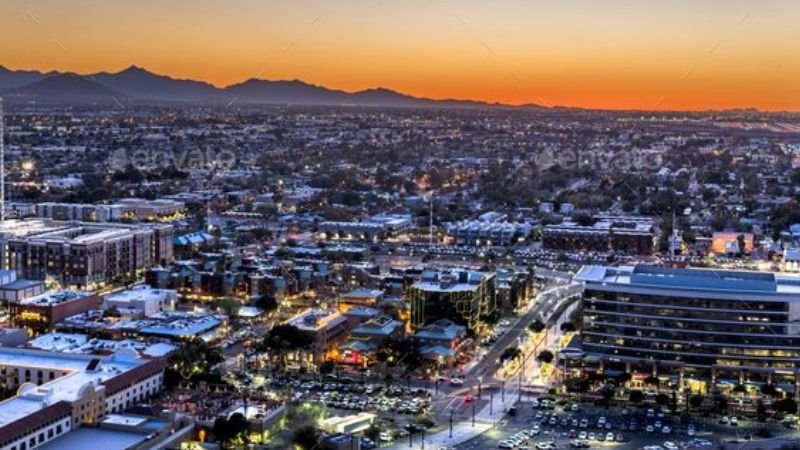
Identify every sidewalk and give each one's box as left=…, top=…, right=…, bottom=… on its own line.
left=385, top=386, right=520, bottom=449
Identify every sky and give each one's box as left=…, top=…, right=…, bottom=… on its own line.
left=1, top=0, right=799, bottom=111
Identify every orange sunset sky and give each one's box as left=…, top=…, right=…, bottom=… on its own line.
left=1, top=0, right=799, bottom=111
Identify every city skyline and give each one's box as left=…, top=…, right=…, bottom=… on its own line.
left=1, top=0, right=799, bottom=111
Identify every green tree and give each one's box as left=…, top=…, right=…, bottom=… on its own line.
left=537, top=350, right=554, bottom=364
left=629, top=390, right=645, bottom=404
left=292, top=425, right=320, bottom=450
left=528, top=320, right=546, bottom=333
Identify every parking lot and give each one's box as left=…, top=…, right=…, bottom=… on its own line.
left=455, top=397, right=800, bottom=450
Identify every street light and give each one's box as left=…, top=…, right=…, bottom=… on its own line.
left=472, top=401, right=476, bottom=427
left=449, top=408, right=454, bottom=438
left=478, top=376, right=483, bottom=400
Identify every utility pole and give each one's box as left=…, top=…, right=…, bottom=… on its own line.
left=471, top=401, right=476, bottom=427
left=449, top=409, right=454, bottom=438
left=428, top=194, right=434, bottom=247
left=0, top=97, right=5, bottom=224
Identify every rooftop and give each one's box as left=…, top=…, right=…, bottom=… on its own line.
left=575, top=265, right=800, bottom=295
left=21, top=290, right=93, bottom=307
left=0, top=347, right=146, bottom=429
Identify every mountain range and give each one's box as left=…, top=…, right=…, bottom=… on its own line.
left=0, top=65, right=524, bottom=108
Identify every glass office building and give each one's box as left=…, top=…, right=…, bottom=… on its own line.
left=575, top=265, right=800, bottom=398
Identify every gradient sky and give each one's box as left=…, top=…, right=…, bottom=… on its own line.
left=1, top=0, right=799, bottom=111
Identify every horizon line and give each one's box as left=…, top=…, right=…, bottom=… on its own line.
left=2, top=62, right=799, bottom=114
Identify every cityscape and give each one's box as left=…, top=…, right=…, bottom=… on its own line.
left=1, top=1, right=800, bottom=450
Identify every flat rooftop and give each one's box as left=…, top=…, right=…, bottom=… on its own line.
left=575, top=265, right=800, bottom=295
left=37, top=427, right=150, bottom=450
left=21, top=290, right=92, bottom=307
left=0, top=347, right=145, bottom=429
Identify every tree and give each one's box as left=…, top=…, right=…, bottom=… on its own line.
left=254, top=294, right=279, bottom=313
left=500, top=346, right=522, bottom=363
left=537, top=350, right=555, bottom=364
left=212, top=412, right=249, bottom=448
left=214, top=297, right=241, bottom=318
left=760, top=383, right=778, bottom=398
left=528, top=320, right=546, bottom=333
left=560, top=322, right=576, bottom=333
left=319, top=361, right=336, bottom=375
left=261, top=324, right=315, bottom=369
left=102, top=306, right=121, bottom=318
left=601, top=387, right=615, bottom=409
left=643, top=375, right=660, bottom=387
left=776, top=398, right=799, bottom=415
left=565, top=377, right=589, bottom=393
left=292, top=424, right=320, bottom=450
left=732, top=384, right=747, bottom=394
left=757, top=400, right=767, bottom=422
left=629, top=390, right=645, bottom=404
left=689, top=394, right=705, bottom=411
left=165, top=339, right=224, bottom=387
left=655, top=393, right=670, bottom=406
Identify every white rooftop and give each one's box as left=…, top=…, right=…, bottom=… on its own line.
left=0, top=347, right=144, bottom=428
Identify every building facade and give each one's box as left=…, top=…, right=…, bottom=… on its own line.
left=407, top=269, right=496, bottom=331
left=0, top=220, right=173, bottom=289
left=576, top=265, right=800, bottom=400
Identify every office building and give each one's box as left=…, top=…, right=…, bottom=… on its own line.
left=576, top=265, right=800, bottom=398
left=407, top=269, right=496, bottom=330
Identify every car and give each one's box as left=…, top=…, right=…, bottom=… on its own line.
left=464, top=395, right=475, bottom=403
left=646, top=425, right=655, bottom=433
left=662, top=426, right=671, bottom=434
left=578, top=431, right=587, bottom=440
left=536, top=443, right=551, bottom=450
left=379, top=432, right=393, bottom=442
left=450, top=378, right=464, bottom=386
left=499, top=441, right=514, bottom=449
left=606, top=432, right=614, bottom=441
left=598, top=416, right=606, bottom=426
left=531, top=399, right=540, bottom=408
left=588, top=432, right=596, bottom=441
left=596, top=433, right=605, bottom=442
left=571, top=403, right=580, bottom=412
left=549, top=417, right=558, bottom=425
left=730, top=416, right=739, bottom=426
left=615, top=433, right=624, bottom=442
left=687, top=425, right=695, bottom=437
left=719, top=416, right=730, bottom=425
left=530, top=426, right=541, bottom=435
left=579, top=418, right=588, bottom=428
left=646, top=408, right=655, bottom=418
left=571, top=419, right=579, bottom=427
left=663, top=442, right=678, bottom=450
left=654, top=421, right=662, bottom=429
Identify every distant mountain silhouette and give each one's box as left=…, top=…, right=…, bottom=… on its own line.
left=0, top=64, right=537, bottom=108
left=0, top=65, right=47, bottom=90
left=9, top=73, right=124, bottom=102
left=93, top=66, right=219, bottom=102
